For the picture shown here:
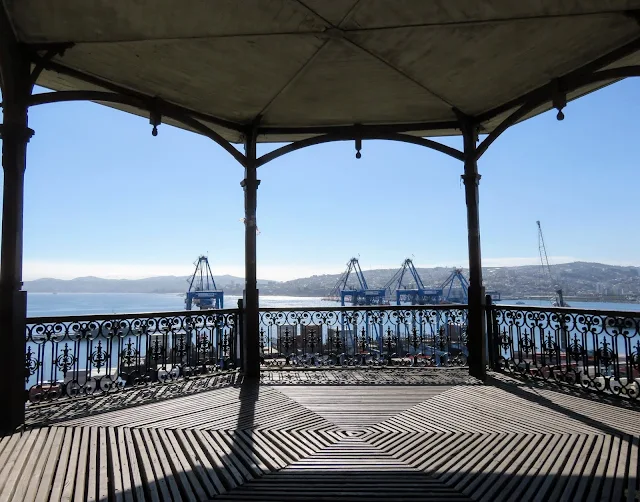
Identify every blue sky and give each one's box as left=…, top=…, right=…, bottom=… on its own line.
left=2, top=79, right=639, bottom=281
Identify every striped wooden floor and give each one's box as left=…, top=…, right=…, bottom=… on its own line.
left=2, top=371, right=639, bottom=501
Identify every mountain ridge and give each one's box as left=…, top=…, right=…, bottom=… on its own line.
left=24, top=261, right=640, bottom=300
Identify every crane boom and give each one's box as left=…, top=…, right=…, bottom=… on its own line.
left=384, top=258, right=442, bottom=305
left=537, top=220, right=554, bottom=279
left=536, top=221, right=568, bottom=307
left=185, top=255, right=224, bottom=310
left=329, top=257, right=386, bottom=306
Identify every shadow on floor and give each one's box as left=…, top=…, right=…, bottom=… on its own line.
left=488, top=374, right=635, bottom=437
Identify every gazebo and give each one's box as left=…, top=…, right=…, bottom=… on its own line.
left=1, top=3, right=640, bottom=499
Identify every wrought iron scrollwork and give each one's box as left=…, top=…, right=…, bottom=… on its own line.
left=490, top=304, right=640, bottom=402
left=25, top=308, right=240, bottom=403
left=258, top=305, right=469, bottom=369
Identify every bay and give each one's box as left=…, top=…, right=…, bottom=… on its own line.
left=27, top=292, right=640, bottom=317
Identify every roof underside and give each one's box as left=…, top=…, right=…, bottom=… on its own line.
left=4, top=0, right=640, bottom=143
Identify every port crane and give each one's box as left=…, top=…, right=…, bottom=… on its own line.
left=329, top=258, right=386, bottom=306
left=440, top=268, right=470, bottom=303
left=384, top=258, right=443, bottom=305
left=185, top=255, right=224, bottom=310
left=537, top=220, right=568, bottom=307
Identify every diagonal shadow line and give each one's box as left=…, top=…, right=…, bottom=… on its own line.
left=212, top=435, right=475, bottom=501
left=23, top=370, right=241, bottom=430
left=487, top=375, right=634, bottom=437
left=236, top=375, right=259, bottom=431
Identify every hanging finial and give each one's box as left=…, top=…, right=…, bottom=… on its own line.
left=551, top=80, right=566, bottom=121
left=355, top=137, right=362, bottom=159
left=149, top=106, right=162, bottom=136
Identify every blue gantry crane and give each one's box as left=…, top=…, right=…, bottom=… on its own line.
left=440, top=268, right=469, bottom=304
left=329, top=258, right=387, bottom=306
left=185, top=255, right=224, bottom=310
left=384, top=258, right=443, bottom=305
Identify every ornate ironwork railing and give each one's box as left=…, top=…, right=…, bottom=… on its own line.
left=25, top=309, right=240, bottom=403
left=258, top=305, right=468, bottom=367
left=488, top=304, right=640, bottom=400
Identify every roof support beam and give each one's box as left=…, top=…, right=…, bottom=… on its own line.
left=476, top=65, right=640, bottom=160
left=24, top=90, right=248, bottom=167
left=256, top=131, right=463, bottom=167
left=257, top=121, right=459, bottom=137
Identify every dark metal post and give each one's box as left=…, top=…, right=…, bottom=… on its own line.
left=241, top=132, right=260, bottom=377
left=485, top=294, right=494, bottom=369
left=461, top=118, right=487, bottom=381
left=236, top=298, right=244, bottom=367
left=0, top=40, right=32, bottom=434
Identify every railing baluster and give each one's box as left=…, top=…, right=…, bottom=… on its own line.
left=258, top=304, right=471, bottom=370
left=491, top=303, right=640, bottom=401
left=25, top=308, right=240, bottom=403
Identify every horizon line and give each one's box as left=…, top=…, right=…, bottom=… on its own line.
left=22, top=259, right=637, bottom=283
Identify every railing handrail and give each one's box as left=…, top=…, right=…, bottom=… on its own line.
left=26, top=307, right=241, bottom=325
left=258, top=304, right=469, bottom=313
left=492, top=303, right=640, bottom=318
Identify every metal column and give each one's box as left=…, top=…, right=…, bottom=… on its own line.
left=461, top=120, right=487, bottom=381
left=241, top=132, right=260, bottom=377
left=0, top=42, right=32, bottom=434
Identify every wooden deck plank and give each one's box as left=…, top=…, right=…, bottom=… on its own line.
left=196, top=430, right=243, bottom=489
left=61, top=427, right=82, bottom=502
left=13, top=429, right=54, bottom=502
left=123, top=428, right=145, bottom=502
left=527, top=434, right=579, bottom=501
left=609, top=435, right=629, bottom=502
left=32, top=428, right=65, bottom=502
left=85, top=427, right=99, bottom=502
left=1, top=430, right=39, bottom=501
left=461, top=432, right=531, bottom=497
left=12, top=428, right=50, bottom=502
left=588, top=434, right=613, bottom=501
left=157, top=428, right=202, bottom=501
left=4, top=375, right=640, bottom=501
left=135, top=428, right=169, bottom=502
left=107, top=428, right=124, bottom=502
left=148, top=428, right=184, bottom=501
left=49, top=428, right=74, bottom=502
left=173, top=429, right=218, bottom=499
left=115, top=429, right=134, bottom=502
left=573, top=434, right=605, bottom=501
left=72, top=428, right=91, bottom=502
left=180, top=429, right=227, bottom=495
left=140, top=428, right=172, bottom=500
left=476, top=434, right=545, bottom=501
left=627, top=435, right=639, bottom=502
left=97, top=428, right=109, bottom=502
left=556, top=434, right=598, bottom=502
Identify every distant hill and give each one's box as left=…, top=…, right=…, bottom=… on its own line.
left=25, top=275, right=273, bottom=294
left=256, top=262, right=640, bottom=300
left=24, top=262, right=640, bottom=300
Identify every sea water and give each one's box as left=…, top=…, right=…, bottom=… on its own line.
left=27, top=292, right=640, bottom=317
